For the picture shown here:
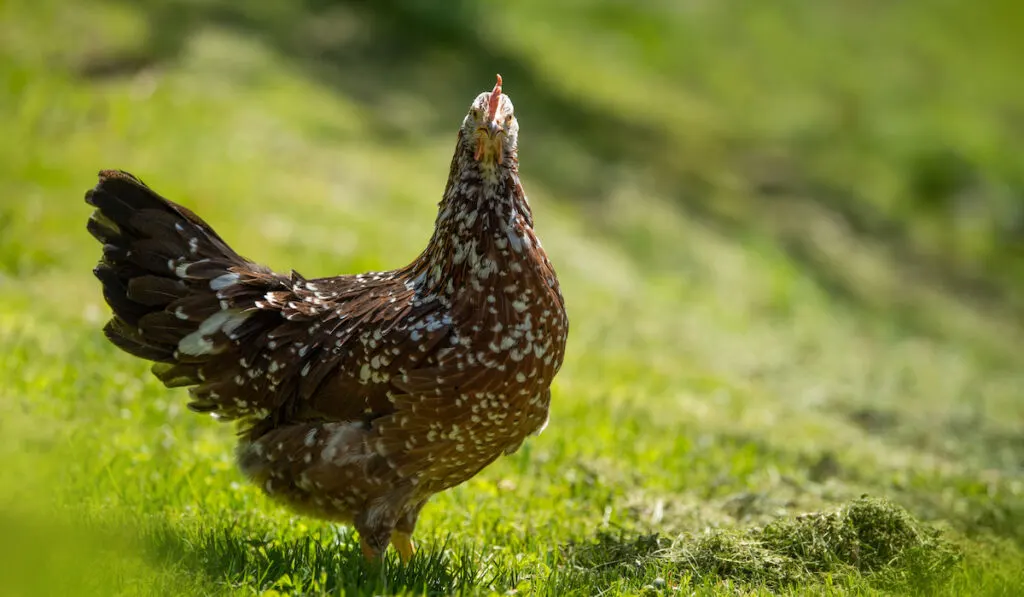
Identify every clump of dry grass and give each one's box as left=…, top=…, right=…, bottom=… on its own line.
left=566, top=496, right=962, bottom=592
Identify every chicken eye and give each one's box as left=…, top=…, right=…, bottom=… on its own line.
left=505, top=115, right=513, bottom=127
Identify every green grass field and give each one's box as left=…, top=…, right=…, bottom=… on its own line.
left=2, top=0, right=1023, bottom=595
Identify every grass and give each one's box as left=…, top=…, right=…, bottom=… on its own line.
left=565, top=497, right=964, bottom=593
left=2, top=0, right=1023, bottom=594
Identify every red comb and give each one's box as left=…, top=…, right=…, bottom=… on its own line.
left=486, top=74, right=502, bottom=121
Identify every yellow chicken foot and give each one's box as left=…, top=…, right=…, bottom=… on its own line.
left=390, top=531, right=416, bottom=563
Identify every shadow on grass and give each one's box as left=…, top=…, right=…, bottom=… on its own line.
left=144, top=521, right=493, bottom=596
left=83, top=0, right=665, bottom=206
left=79, top=0, right=1024, bottom=341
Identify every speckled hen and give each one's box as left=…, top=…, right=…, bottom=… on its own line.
left=85, top=75, right=568, bottom=561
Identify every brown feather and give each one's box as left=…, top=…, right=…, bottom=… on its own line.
left=180, top=259, right=242, bottom=280
left=103, top=319, right=173, bottom=362
left=136, top=311, right=194, bottom=345
left=165, top=293, right=222, bottom=322
left=127, top=276, right=188, bottom=306
left=87, top=212, right=122, bottom=245
left=151, top=362, right=203, bottom=388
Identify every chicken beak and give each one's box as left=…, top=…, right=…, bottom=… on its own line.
left=474, top=121, right=503, bottom=163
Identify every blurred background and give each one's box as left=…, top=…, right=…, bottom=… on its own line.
left=1, top=0, right=1023, bottom=594
left=4, top=0, right=1024, bottom=327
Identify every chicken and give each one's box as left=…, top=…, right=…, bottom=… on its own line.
left=85, top=75, right=568, bottom=561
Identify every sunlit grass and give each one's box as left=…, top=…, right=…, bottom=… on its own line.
left=1, top=0, right=1022, bottom=594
